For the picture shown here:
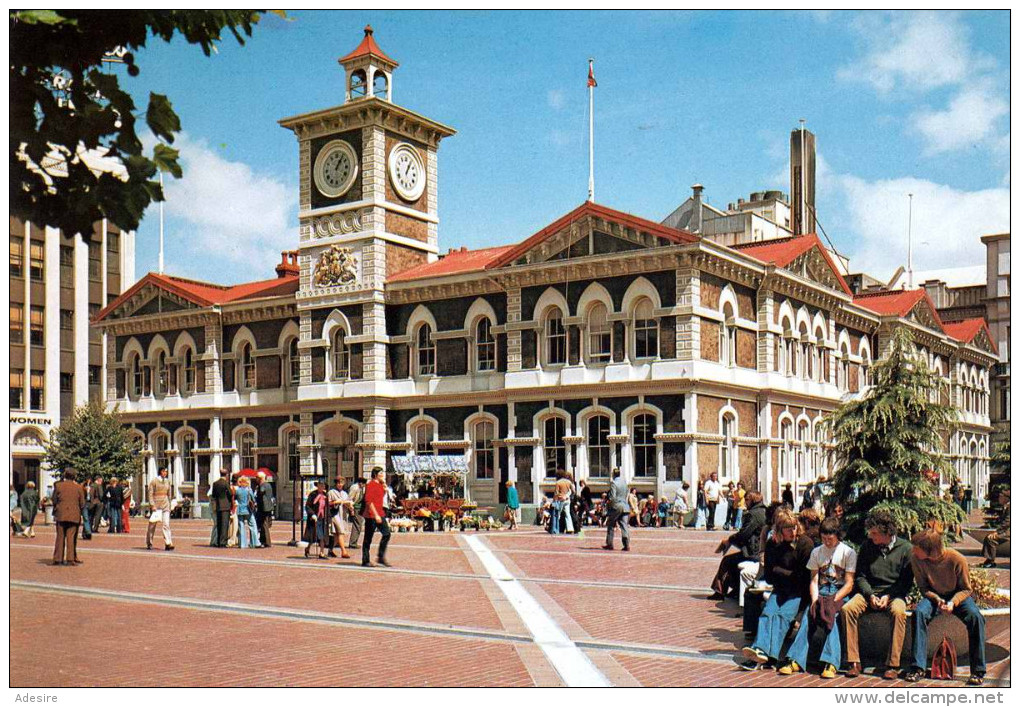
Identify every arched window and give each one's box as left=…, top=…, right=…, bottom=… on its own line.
left=779, top=420, right=793, bottom=482
left=239, top=342, right=256, bottom=390
left=130, top=353, right=143, bottom=398
left=238, top=430, right=256, bottom=470
left=798, top=326, right=810, bottom=380
left=153, top=432, right=170, bottom=475
left=182, top=347, right=196, bottom=395
left=812, top=424, right=826, bottom=479
left=838, top=346, right=850, bottom=390
left=472, top=420, right=495, bottom=480
left=720, top=305, right=736, bottom=367
left=372, top=71, right=388, bottom=99
left=785, top=334, right=797, bottom=377
left=415, top=324, right=435, bottom=376
left=411, top=421, right=435, bottom=456
left=332, top=330, right=350, bottom=381
left=286, top=429, right=301, bottom=481
left=720, top=413, right=736, bottom=481
left=587, top=415, right=612, bottom=478
left=797, top=421, right=810, bottom=481
left=860, top=349, right=871, bottom=388
left=586, top=303, right=612, bottom=364
left=544, top=309, right=566, bottom=366
left=543, top=416, right=566, bottom=476
left=632, top=413, right=656, bottom=477
left=349, top=69, right=367, bottom=98
left=180, top=431, right=196, bottom=483
left=287, top=338, right=301, bottom=386
left=633, top=298, right=658, bottom=359
left=475, top=318, right=496, bottom=372
left=155, top=350, right=168, bottom=395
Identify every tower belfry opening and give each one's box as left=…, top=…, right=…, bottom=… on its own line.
left=339, top=24, right=398, bottom=103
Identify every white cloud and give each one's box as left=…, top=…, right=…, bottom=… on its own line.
left=838, top=11, right=1006, bottom=156
left=547, top=89, right=566, bottom=110
left=833, top=173, right=1008, bottom=279
left=161, top=133, right=296, bottom=274
left=839, top=11, right=984, bottom=93
left=912, top=81, right=1008, bottom=154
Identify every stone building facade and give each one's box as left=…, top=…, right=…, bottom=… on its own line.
left=92, top=28, right=998, bottom=516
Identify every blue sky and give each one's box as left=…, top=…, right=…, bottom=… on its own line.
left=125, top=10, right=1010, bottom=284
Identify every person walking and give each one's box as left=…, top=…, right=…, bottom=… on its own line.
left=361, top=467, right=392, bottom=568
left=210, top=473, right=233, bottom=548
left=235, top=476, right=260, bottom=549
left=303, top=481, right=328, bottom=559
left=88, top=476, right=104, bottom=537
left=51, top=469, right=86, bottom=566
left=11, top=485, right=24, bottom=536
left=104, top=478, right=124, bottom=533
left=704, top=472, right=721, bottom=531
left=602, top=468, right=631, bottom=552
left=256, top=471, right=276, bottom=548
left=146, top=468, right=176, bottom=551
left=121, top=482, right=132, bottom=533
left=327, top=477, right=352, bottom=559
left=18, top=481, right=40, bottom=538
left=551, top=471, right=572, bottom=534
left=505, top=480, right=520, bottom=530
left=347, top=476, right=365, bottom=549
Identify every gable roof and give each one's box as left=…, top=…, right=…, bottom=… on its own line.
left=853, top=288, right=947, bottom=330
left=732, top=233, right=851, bottom=295
left=387, top=245, right=516, bottom=283
left=94, top=271, right=299, bottom=323
left=943, top=318, right=998, bottom=354
left=484, top=201, right=698, bottom=271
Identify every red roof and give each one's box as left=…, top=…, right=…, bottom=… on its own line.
left=732, top=233, right=852, bottom=295
left=339, top=25, right=397, bottom=66
left=388, top=245, right=517, bottom=283
left=484, top=201, right=698, bottom=271
left=853, top=288, right=928, bottom=318
left=943, top=318, right=997, bottom=353
left=94, top=271, right=299, bottom=322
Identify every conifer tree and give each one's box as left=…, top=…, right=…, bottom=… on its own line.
left=44, top=401, right=142, bottom=483
left=824, top=326, right=964, bottom=543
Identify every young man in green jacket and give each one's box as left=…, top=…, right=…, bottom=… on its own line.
left=841, top=510, right=914, bottom=679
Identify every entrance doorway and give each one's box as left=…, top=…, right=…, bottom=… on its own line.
left=318, top=421, right=360, bottom=484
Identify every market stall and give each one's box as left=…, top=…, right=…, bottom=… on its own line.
left=389, top=456, right=496, bottom=531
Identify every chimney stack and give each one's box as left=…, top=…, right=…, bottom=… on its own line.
left=790, top=123, right=816, bottom=235
left=690, top=183, right=704, bottom=234
left=276, top=250, right=299, bottom=278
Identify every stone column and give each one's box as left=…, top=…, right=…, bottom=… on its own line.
left=362, top=301, right=387, bottom=381
left=299, top=412, right=315, bottom=478
left=209, top=416, right=223, bottom=485
left=682, top=392, right=698, bottom=505
left=757, top=289, right=775, bottom=373
left=506, top=286, right=522, bottom=372
left=362, top=406, right=388, bottom=474
left=204, top=319, right=223, bottom=394
left=676, top=268, right=700, bottom=361
left=299, top=311, right=313, bottom=385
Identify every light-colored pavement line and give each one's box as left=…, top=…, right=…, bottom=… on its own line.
left=463, top=534, right=611, bottom=687
left=9, top=580, right=529, bottom=644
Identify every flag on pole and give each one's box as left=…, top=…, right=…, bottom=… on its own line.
left=587, top=59, right=597, bottom=87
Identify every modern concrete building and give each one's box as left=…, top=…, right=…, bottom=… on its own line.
left=9, top=216, right=135, bottom=492
left=90, top=27, right=999, bottom=517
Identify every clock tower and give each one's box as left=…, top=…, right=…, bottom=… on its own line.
left=278, top=26, right=455, bottom=474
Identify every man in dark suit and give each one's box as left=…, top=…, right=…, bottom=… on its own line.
left=255, top=471, right=275, bottom=548
left=52, top=469, right=86, bottom=565
left=210, top=473, right=232, bottom=547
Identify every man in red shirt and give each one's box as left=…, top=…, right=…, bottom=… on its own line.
left=361, top=467, right=391, bottom=568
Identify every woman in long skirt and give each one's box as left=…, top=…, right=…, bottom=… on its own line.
left=121, top=483, right=131, bottom=533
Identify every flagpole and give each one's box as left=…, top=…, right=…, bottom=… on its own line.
left=588, top=58, right=595, bottom=203
left=158, top=171, right=165, bottom=275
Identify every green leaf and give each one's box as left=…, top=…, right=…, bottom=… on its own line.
left=152, top=143, right=182, bottom=179
left=12, top=10, right=76, bottom=26
left=146, top=93, right=181, bottom=143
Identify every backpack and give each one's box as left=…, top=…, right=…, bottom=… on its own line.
left=930, top=636, right=957, bottom=680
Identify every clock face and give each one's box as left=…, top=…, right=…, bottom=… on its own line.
left=388, top=143, right=426, bottom=202
left=313, top=140, right=358, bottom=198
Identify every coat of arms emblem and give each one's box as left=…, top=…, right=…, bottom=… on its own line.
left=313, top=245, right=358, bottom=287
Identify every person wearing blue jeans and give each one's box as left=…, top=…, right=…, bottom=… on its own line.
left=904, top=530, right=986, bottom=685
left=105, top=478, right=123, bottom=533
left=234, top=477, right=261, bottom=549
left=779, top=518, right=857, bottom=678
left=741, top=509, right=814, bottom=669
